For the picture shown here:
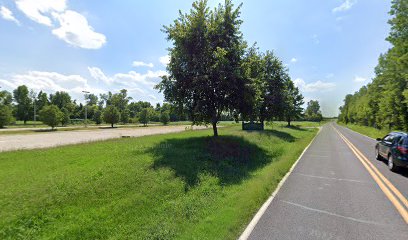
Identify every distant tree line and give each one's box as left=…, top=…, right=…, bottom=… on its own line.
left=338, top=0, right=408, bottom=131
left=0, top=86, right=189, bottom=128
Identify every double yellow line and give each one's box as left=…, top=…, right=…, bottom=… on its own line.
left=333, top=126, right=408, bottom=224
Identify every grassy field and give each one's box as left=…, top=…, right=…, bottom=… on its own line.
left=337, top=122, right=402, bottom=139
left=0, top=124, right=318, bottom=239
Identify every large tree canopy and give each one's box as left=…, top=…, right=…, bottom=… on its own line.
left=157, top=0, right=246, bottom=136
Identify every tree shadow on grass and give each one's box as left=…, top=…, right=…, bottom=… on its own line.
left=147, top=135, right=279, bottom=189
left=253, top=129, right=297, bottom=142
left=285, top=125, right=307, bottom=131
left=33, top=129, right=57, bottom=132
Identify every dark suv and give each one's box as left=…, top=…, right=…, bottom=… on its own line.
left=375, top=132, right=408, bottom=172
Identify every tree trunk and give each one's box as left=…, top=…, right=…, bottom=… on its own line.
left=111, top=123, right=114, bottom=128
left=287, top=116, right=291, bottom=126
left=212, top=121, right=218, bottom=137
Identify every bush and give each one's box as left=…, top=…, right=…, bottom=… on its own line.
left=0, top=105, right=14, bottom=128
left=103, top=105, right=120, bottom=128
left=39, top=105, right=63, bottom=129
left=160, top=111, right=170, bottom=125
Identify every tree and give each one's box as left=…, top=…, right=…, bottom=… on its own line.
left=160, top=111, right=170, bottom=125
left=157, top=0, right=246, bottom=136
left=61, top=107, right=70, bottom=126
left=50, top=91, right=73, bottom=110
left=36, top=91, right=49, bottom=112
left=39, top=105, right=63, bottom=130
left=121, top=108, right=130, bottom=124
left=111, top=89, right=132, bottom=113
left=93, top=109, right=102, bottom=125
left=13, top=85, right=32, bottom=124
left=0, top=105, right=13, bottom=128
left=259, top=51, right=288, bottom=124
left=241, top=44, right=265, bottom=122
left=284, top=80, right=304, bottom=126
left=85, top=94, right=98, bottom=106
left=0, top=90, right=13, bottom=106
left=305, top=100, right=323, bottom=122
left=139, top=108, right=152, bottom=126
left=103, top=105, right=120, bottom=128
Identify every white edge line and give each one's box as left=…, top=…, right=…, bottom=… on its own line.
left=335, top=122, right=375, bottom=141
left=238, top=126, right=323, bottom=240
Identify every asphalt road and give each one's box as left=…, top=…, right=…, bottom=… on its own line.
left=246, top=122, right=408, bottom=240
left=0, top=125, right=206, bottom=152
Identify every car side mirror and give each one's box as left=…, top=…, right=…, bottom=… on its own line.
left=376, top=138, right=382, bottom=141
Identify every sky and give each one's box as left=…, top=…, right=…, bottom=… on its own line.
left=0, top=0, right=392, bottom=117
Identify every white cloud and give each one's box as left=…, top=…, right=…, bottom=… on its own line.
left=0, top=70, right=94, bottom=99
left=0, top=66, right=166, bottom=104
left=52, top=10, right=106, bottom=49
left=354, top=76, right=366, bottom=82
left=88, top=67, right=112, bottom=84
left=14, top=0, right=106, bottom=49
left=290, top=58, right=298, bottom=63
left=16, top=0, right=66, bottom=26
left=159, top=55, right=170, bottom=66
left=0, top=6, right=20, bottom=25
left=88, top=67, right=168, bottom=88
left=132, top=61, right=154, bottom=68
left=294, top=78, right=336, bottom=92
left=332, top=0, right=356, bottom=13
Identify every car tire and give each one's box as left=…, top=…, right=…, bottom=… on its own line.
left=375, top=147, right=382, bottom=160
left=388, top=154, right=399, bottom=172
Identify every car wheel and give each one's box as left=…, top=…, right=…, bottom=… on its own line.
left=375, top=147, right=382, bottom=160
left=388, top=155, right=399, bottom=172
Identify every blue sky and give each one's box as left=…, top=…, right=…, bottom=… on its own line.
left=0, top=0, right=391, bottom=116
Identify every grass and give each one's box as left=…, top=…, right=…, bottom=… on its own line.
left=337, top=122, right=403, bottom=139
left=0, top=124, right=317, bottom=239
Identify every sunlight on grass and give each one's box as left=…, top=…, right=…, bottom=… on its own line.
left=0, top=125, right=317, bottom=239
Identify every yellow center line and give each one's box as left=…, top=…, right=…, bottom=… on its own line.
left=336, top=128, right=408, bottom=210
left=333, top=126, right=408, bottom=224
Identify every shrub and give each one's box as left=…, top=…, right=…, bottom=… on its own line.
left=39, top=105, right=63, bottom=129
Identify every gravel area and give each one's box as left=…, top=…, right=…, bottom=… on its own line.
left=0, top=125, right=207, bottom=152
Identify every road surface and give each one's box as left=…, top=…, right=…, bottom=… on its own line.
left=245, top=122, right=408, bottom=240
left=0, top=125, right=205, bottom=152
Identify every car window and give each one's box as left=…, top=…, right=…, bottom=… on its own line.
left=384, top=135, right=394, bottom=142
left=393, top=136, right=401, bottom=144
left=403, top=137, right=408, bottom=146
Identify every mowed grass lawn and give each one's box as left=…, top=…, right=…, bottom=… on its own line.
left=0, top=124, right=318, bottom=239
